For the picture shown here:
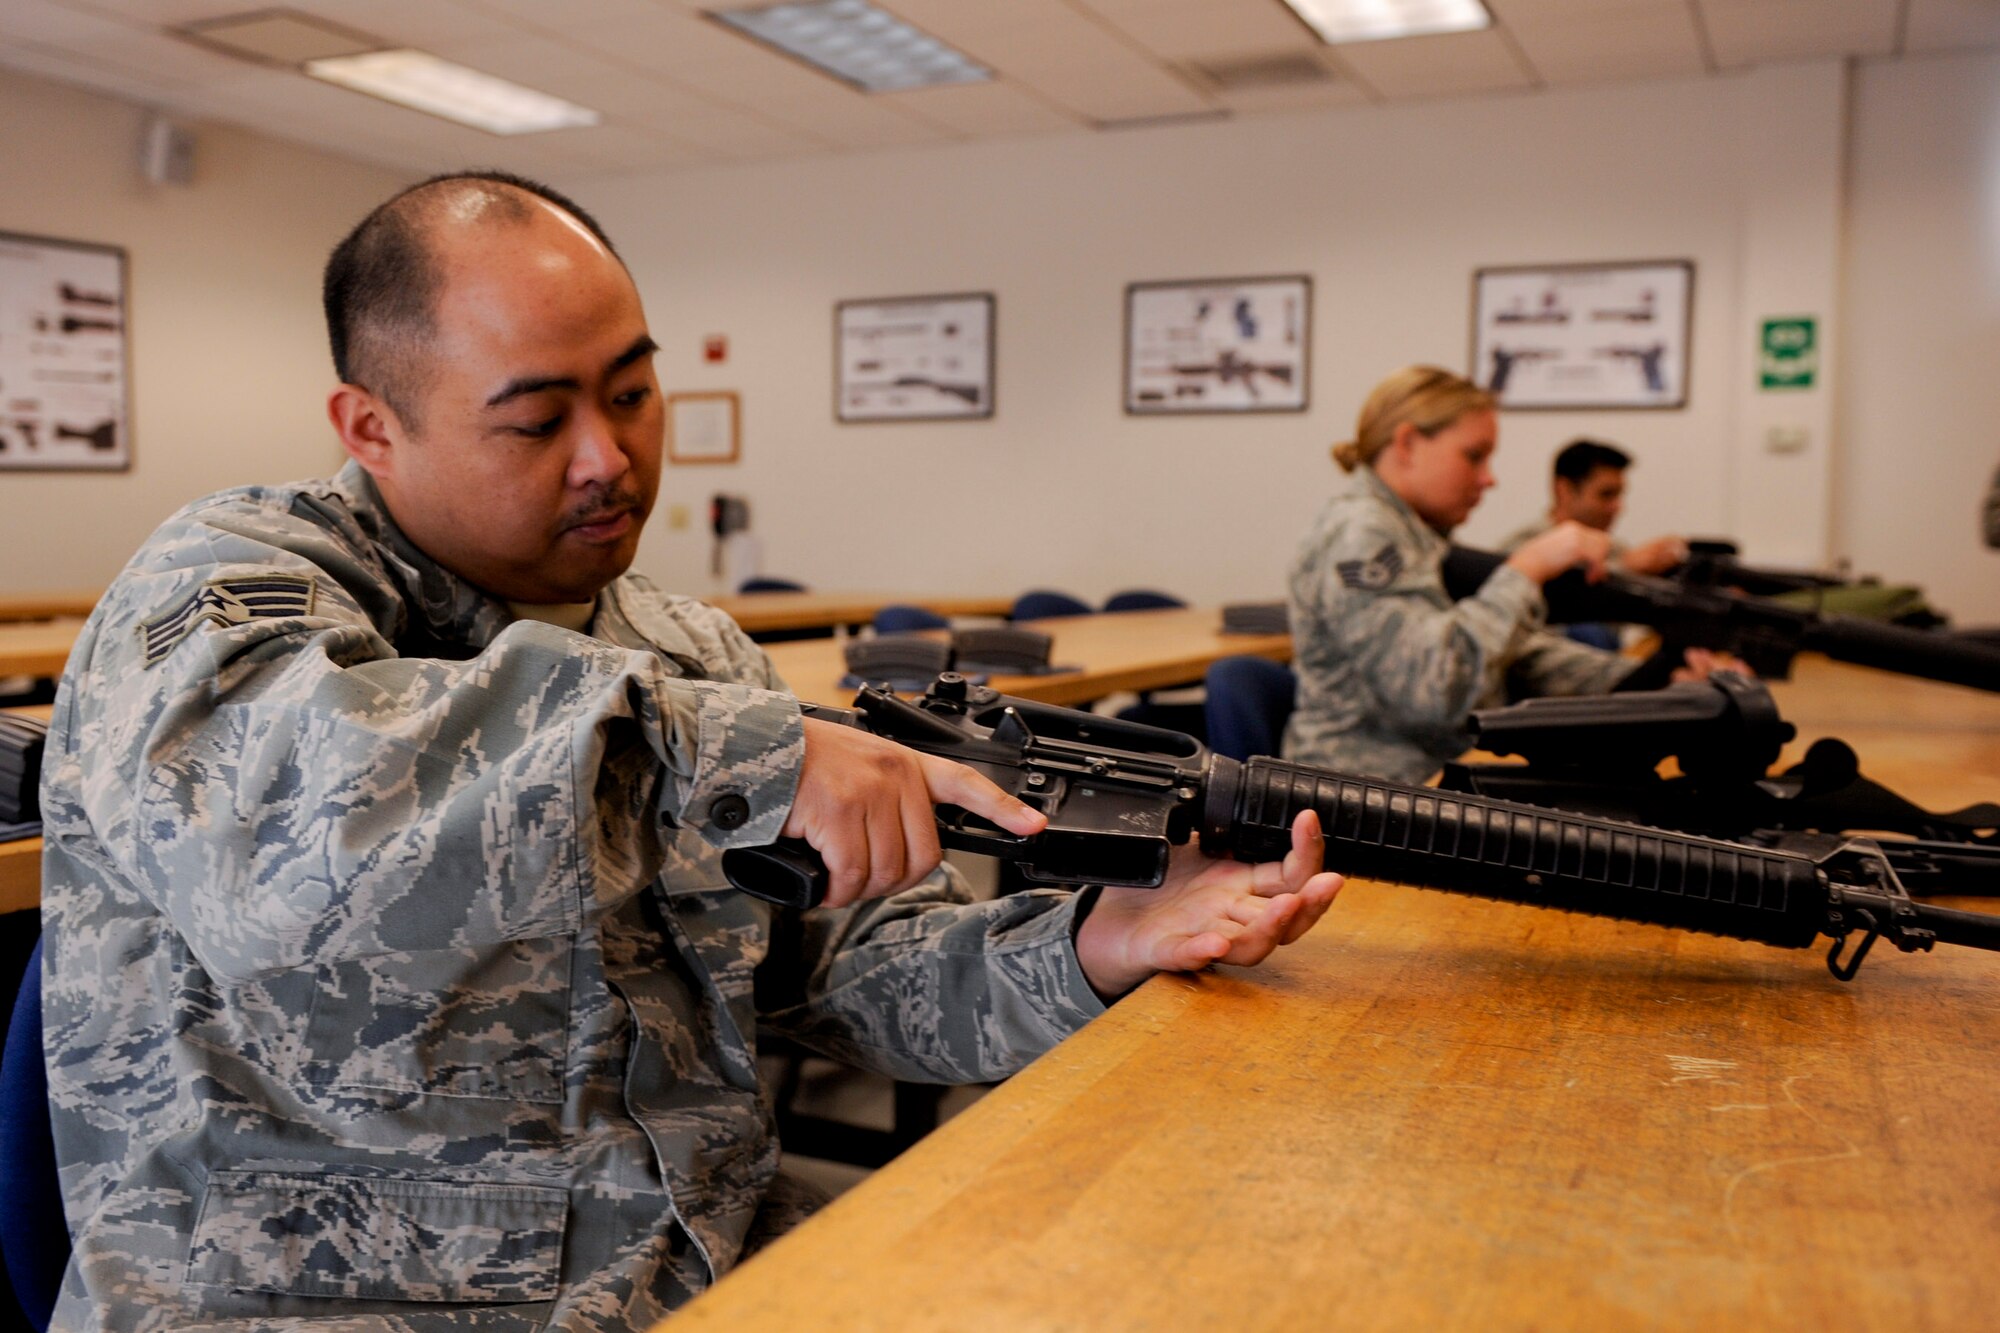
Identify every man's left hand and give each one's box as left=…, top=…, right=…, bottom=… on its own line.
left=1072, top=810, right=1344, bottom=999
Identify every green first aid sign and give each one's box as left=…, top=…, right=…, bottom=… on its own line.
left=1760, top=317, right=1818, bottom=389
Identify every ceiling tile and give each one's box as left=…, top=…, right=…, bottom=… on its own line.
left=878, top=77, right=1082, bottom=136
left=1079, top=0, right=1320, bottom=62
left=1904, top=0, right=2000, bottom=53
left=1329, top=27, right=1537, bottom=99
left=304, top=0, right=508, bottom=50
left=1490, top=0, right=1708, bottom=85
left=1698, top=0, right=1900, bottom=67
left=0, top=38, right=193, bottom=103
left=627, top=102, right=823, bottom=160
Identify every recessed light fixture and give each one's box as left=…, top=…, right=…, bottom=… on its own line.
left=304, top=50, right=601, bottom=136
left=707, top=0, right=990, bottom=94
left=1279, top=0, right=1491, bottom=45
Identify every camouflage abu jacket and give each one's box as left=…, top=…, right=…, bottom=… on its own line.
left=1283, top=465, right=1633, bottom=783
left=40, top=462, right=1104, bottom=1332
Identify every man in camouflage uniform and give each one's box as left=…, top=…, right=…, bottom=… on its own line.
left=40, top=173, right=1340, bottom=1331
left=1285, top=460, right=1637, bottom=784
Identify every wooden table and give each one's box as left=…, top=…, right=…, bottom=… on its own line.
left=764, top=606, right=1293, bottom=708
left=0, top=619, right=85, bottom=680
left=0, top=591, right=97, bottom=623
left=708, top=592, right=1012, bottom=637
left=673, top=655, right=2000, bottom=1331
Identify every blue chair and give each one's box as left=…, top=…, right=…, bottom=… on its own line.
left=1011, top=590, right=1093, bottom=621
left=873, top=604, right=950, bottom=634
left=1204, top=656, right=1297, bottom=761
left=1103, top=590, right=1186, bottom=613
left=1, top=936, right=69, bottom=1331
left=737, top=577, right=806, bottom=594
left=1564, top=622, right=1621, bottom=651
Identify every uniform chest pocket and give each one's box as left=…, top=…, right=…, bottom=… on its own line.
left=301, top=937, right=573, bottom=1102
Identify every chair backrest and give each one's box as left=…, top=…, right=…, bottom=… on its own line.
left=872, top=604, right=950, bottom=635
left=737, top=577, right=806, bottom=594
left=1011, top=590, right=1093, bottom=621
left=1103, top=590, right=1186, bottom=613
left=0, top=936, right=68, bottom=1331
left=1204, top=656, right=1298, bottom=762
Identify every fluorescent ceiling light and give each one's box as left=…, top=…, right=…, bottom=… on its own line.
left=708, top=0, right=990, bottom=93
left=1280, top=0, right=1491, bottom=45
left=304, top=49, right=601, bottom=135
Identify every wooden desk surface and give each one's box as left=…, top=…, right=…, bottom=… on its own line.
left=708, top=592, right=1012, bottom=636
left=0, top=591, right=97, bottom=623
left=675, top=656, right=2000, bottom=1332
left=0, top=619, right=85, bottom=680
left=764, top=606, right=1293, bottom=708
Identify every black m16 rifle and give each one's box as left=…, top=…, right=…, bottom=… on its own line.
left=1440, top=672, right=2000, bottom=899
left=1442, top=544, right=2000, bottom=692
left=720, top=674, right=2000, bottom=980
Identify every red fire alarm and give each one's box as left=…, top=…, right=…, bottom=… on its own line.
left=703, top=335, right=728, bottom=364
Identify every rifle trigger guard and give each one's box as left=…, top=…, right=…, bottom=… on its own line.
left=1826, top=908, right=1882, bottom=982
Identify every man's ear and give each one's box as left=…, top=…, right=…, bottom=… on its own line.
left=328, top=384, right=404, bottom=481
left=1551, top=475, right=1577, bottom=511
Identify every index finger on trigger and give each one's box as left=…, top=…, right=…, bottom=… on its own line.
left=919, top=754, right=1048, bottom=837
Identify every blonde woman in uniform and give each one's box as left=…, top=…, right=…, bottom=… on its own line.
left=1283, top=364, right=1731, bottom=783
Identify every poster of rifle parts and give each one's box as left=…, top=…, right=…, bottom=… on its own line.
left=836, top=292, right=994, bottom=422
left=0, top=230, right=130, bottom=470
left=1124, top=275, right=1310, bottom=414
left=1471, top=260, right=1693, bottom=410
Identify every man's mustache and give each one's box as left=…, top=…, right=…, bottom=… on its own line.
left=562, top=486, right=645, bottom=530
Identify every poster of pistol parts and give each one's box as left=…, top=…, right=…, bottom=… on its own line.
left=0, top=231, right=130, bottom=470
left=1471, top=260, right=1692, bottom=410
left=836, top=292, right=994, bottom=422
left=1124, top=275, right=1310, bottom=415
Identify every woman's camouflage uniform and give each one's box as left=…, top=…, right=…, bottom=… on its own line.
left=40, top=464, right=1104, bottom=1331
left=1284, top=465, right=1634, bottom=783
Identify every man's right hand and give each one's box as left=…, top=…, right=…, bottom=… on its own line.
left=781, top=717, right=1049, bottom=909
left=1621, top=534, right=1690, bottom=576
left=1505, top=520, right=1613, bottom=586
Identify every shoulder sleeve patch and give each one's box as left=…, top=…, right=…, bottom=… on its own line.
left=139, top=573, right=316, bottom=665
left=1334, top=543, right=1404, bottom=591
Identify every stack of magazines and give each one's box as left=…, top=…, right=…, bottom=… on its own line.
left=1221, top=602, right=1289, bottom=636
left=1, top=712, right=46, bottom=838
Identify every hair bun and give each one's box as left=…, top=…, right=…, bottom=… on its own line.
left=1331, top=440, right=1361, bottom=472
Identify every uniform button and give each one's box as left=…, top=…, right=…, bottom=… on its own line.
left=711, top=793, right=751, bottom=830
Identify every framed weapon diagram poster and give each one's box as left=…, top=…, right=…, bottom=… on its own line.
left=1124, top=275, right=1310, bottom=414
left=1471, top=260, right=1693, bottom=410
left=0, top=230, right=130, bottom=470
left=836, top=292, right=994, bottom=422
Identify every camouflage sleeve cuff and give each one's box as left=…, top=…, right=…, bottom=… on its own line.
left=1474, top=563, right=1547, bottom=631
left=662, top=679, right=804, bottom=849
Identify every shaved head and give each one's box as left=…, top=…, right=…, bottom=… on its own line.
left=322, top=170, right=622, bottom=429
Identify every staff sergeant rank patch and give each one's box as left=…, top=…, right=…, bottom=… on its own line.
left=140, top=574, right=316, bottom=665
left=1336, top=543, right=1404, bottom=591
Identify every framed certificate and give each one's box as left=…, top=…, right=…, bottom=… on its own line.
left=1124, top=275, right=1310, bottom=414
left=666, top=390, right=740, bottom=464
left=836, top=292, right=994, bottom=422
left=0, top=230, right=131, bottom=471
left=1471, top=260, right=1694, bottom=410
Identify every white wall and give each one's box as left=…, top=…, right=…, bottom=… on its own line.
left=590, top=62, right=1850, bottom=607
left=1842, top=48, right=2000, bottom=624
left=7, top=54, right=1993, bottom=629
left=0, top=68, right=407, bottom=591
